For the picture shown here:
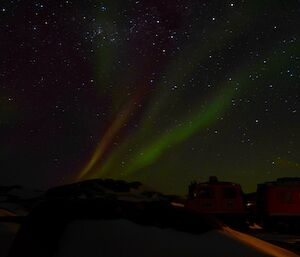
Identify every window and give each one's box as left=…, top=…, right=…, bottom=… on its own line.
left=197, top=187, right=214, bottom=198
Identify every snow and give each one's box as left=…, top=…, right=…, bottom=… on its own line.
left=54, top=219, right=299, bottom=257
left=224, top=227, right=299, bottom=257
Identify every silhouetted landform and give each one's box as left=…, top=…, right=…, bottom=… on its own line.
left=9, top=198, right=222, bottom=257
left=46, top=179, right=142, bottom=199
left=0, top=185, right=23, bottom=202
left=0, top=186, right=22, bottom=195
left=0, top=185, right=44, bottom=216
left=45, top=178, right=181, bottom=203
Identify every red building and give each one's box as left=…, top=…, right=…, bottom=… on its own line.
left=256, top=177, right=300, bottom=231
left=185, top=177, right=247, bottom=229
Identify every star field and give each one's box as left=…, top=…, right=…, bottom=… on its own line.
left=0, top=0, right=299, bottom=194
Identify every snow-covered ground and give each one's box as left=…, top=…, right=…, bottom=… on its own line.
left=53, top=219, right=299, bottom=257
left=248, top=226, right=300, bottom=255
left=2, top=180, right=300, bottom=257
left=3, top=216, right=300, bottom=257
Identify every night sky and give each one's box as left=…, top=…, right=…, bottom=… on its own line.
left=1, top=0, right=299, bottom=194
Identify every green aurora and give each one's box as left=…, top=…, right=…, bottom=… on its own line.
left=84, top=42, right=299, bottom=193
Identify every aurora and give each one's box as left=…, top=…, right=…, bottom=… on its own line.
left=1, top=0, right=298, bottom=194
